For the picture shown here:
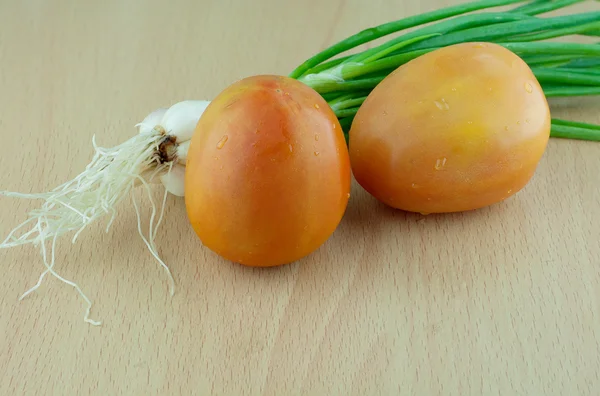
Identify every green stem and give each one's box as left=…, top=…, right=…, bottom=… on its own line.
left=350, top=12, right=530, bottom=65
left=552, top=118, right=600, bottom=130
left=510, top=0, right=586, bottom=16
left=555, top=67, right=600, bottom=75
left=544, top=86, right=600, bottom=97
left=320, top=92, right=345, bottom=102
left=331, top=96, right=369, bottom=112
left=533, top=68, right=600, bottom=86
left=288, top=0, right=528, bottom=78
left=304, top=56, right=352, bottom=75
left=509, top=0, right=545, bottom=13
left=550, top=121, right=600, bottom=141
left=338, top=117, right=354, bottom=134
left=504, top=20, right=600, bottom=42
left=304, top=76, right=384, bottom=94
left=336, top=50, right=431, bottom=81
left=523, top=54, right=581, bottom=67
left=335, top=108, right=360, bottom=119
left=502, top=42, right=600, bottom=57
left=563, top=57, right=600, bottom=69
left=583, top=30, right=600, bottom=38
left=327, top=93, right=356, bottom=107
left=361, top=33, right=442, bottom=64
left=404, top=12, right=600, bottom=52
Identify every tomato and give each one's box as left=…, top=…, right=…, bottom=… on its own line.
left=184, top=75, right=351, bottom=267
left=349, top=42, right=551, bottom=213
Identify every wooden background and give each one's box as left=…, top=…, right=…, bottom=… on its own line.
left=1, top=1, right=599, bottom=395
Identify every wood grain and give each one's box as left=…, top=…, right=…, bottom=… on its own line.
left=1, top=1, right=599, bottom=395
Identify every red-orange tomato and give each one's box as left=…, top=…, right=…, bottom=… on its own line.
left=184, top=75, right=351, bottom=267
left=349, top=42, right=551, bottom=214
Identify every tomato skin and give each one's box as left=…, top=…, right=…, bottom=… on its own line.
left=349, top=42, right=551, bottom=213
left=184, top=75, right=350, bottom=267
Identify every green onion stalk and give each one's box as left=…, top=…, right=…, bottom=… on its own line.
left=289, top=0, right=600, bottom=142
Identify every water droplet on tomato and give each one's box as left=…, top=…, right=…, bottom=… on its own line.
left=315, top=134, right=319, bottom=141
left=347, top=193, right=351, bottom=198
left=525, top=83, right=533, bottom=93
left=435, top=157, right=447, bottom=170
left=434, top=98, right=449, bottom=110
left=411, top=183, right=419, bottom=188
left=504, top=126, right=509, bottom=131
left=216, top=135, right=228, bottom=149
left=314, top=151, right=320, bottom=156
left=288, top=144, right=293, bottom=153
left=314, top=103, right=320, bottom=109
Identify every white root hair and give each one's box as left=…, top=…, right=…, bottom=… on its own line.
left=0, top=128, right=177, bottom=325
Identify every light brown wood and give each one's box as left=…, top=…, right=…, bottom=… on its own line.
left=1, top=1, right=599, bottom=395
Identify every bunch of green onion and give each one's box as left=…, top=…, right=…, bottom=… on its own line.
left=289, top=0, right=600, bottom=141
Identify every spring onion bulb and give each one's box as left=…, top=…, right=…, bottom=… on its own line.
left=1, top=0, right=600, bottom=325
left=0, top=100, right=209, bottom=325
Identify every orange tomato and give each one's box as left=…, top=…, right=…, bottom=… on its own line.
left=184, top=75, right=351, bottom=267
left=349, top=42, right=551, bottom=213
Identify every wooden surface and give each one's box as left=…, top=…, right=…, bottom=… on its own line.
left=1, top=1, right=599, bottom=395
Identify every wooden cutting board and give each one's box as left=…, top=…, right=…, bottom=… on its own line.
left=1, top=1, right=598, bottom=394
